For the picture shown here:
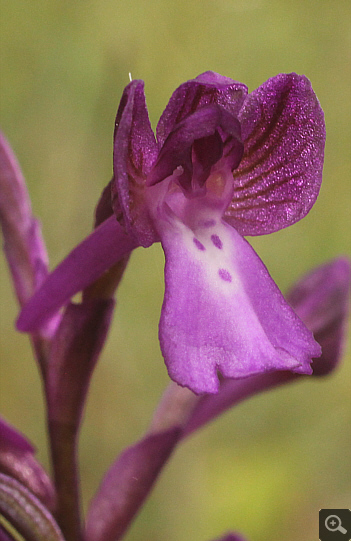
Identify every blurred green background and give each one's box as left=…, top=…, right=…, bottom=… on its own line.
left=0, top=1, right=350, bottom=540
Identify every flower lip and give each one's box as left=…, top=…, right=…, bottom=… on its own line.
left=146, top=104, right=244, bottom=194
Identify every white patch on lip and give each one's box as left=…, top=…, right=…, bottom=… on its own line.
left=180, top=216, right=240, bottom=294
left=158, top=167, right=241, bottom=294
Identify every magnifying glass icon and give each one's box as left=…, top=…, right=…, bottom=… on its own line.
left=325, top=515, right=347, bottom=534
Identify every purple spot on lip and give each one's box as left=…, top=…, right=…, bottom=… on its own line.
left=203, top=219, right=216, bottom=228
left=193, top=238, right=206, bottom=251
left=218, top=269, right=232, bottom=282
left=211, top=234, right=223, bottom=249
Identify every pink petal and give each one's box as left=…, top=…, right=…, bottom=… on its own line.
left=225, top=73, right=325, bottom=235
left=156, top=71, right=248, bottom=146
left=112, top=80, right=159, bottom=246
left=148, top=104, right=243, bottom=190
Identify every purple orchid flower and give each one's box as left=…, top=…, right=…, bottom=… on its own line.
left=17, top=72, right=325, bottom=394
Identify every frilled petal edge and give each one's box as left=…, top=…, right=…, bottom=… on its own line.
left=225, top=73, right=325, bottom=235
left=159, top=218, right=320, bottom=394
left=17, top=216, right=139, bottom=332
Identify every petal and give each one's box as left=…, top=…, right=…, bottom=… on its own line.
left=0, top=417, right=56, bottom=510
left=148, top=104, right=243, bottom=190
left=85, top=428, right=180, bottom=541
left=17, top=216, right=139, bottom=332
left=159, top=219, right=320, bottom=394
left=156, top=71, right=248, bottom=146
left=112, top=80, right=159, bottom=246
left=287, top=257, right=351, bottom=375
left=225, top=73, right=325, bottom=235
left=113, top=81, right=158, bottom=175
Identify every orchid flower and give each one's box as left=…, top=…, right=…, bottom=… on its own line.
left=17, top=71, right=325, bottom=394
